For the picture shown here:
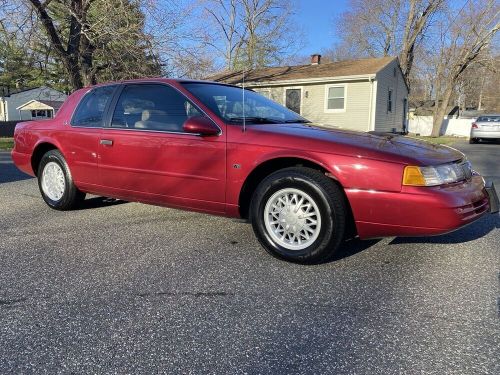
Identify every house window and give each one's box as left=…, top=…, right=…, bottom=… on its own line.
left=31, top=109, right=52, bottom=119
left=387, top=88, right=393, bottom=113
left=325, top=85, right=345, bottom=112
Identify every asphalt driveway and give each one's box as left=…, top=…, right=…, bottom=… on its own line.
left=0, top=141, right=499, bottom=374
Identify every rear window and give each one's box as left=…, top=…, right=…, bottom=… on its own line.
left=71, top=85, right=116, bottom=127
left=477, top=116, right=500, bottom=122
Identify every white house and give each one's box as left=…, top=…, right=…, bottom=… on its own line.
left=208, top=55, right=409, bottom=133
left=0, top=86, right=67, bottom=121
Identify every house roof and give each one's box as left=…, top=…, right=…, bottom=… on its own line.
left=16, top=99, right=65, bottom=111
left=39, top=100, right=64, bottom=110
left=1, top=86, right=64, bottom=98
left=207, top=56, right=397, bottom=85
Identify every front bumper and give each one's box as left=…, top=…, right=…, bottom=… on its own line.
left=485, top=180, right=499, bottom=214
left=348, top=176, right=493, bottom=239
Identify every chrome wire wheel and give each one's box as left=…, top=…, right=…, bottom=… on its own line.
left=41, top=161, right=66, bottom=201
left=264, top=188, right=322, bottom=251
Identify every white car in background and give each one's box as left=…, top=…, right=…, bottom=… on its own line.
left=470, top=115, right=500, bottom=144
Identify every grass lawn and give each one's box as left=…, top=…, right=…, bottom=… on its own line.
left=406, top=135, right=465, bottom=146
left=0, top=137, right=14, bottom=151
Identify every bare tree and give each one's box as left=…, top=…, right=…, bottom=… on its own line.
left=455, top=58, right=498, bottom=112
left=333, top=0, right=444, bottom=85
left=478, top=56, right=500, bottom=112
left=202, top=0, right=241, bottom=70
left=334, top=0, right=401, bottom=58
left=399, top=0, right=444, bottom=82
left=199, top=0, right=301, bottom=70
left=430, top=0, right=499, bottom=136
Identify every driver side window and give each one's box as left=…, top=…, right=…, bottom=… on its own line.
left=111, top=84, right=201, bottom=132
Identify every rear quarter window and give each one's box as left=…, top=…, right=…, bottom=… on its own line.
left=71, top=85, right=116, bottom=127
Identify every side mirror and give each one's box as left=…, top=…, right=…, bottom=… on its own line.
left=183, top=116, right=220, bottom=136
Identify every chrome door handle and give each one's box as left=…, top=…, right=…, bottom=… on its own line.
left=100, top=139, right=113, bottom=146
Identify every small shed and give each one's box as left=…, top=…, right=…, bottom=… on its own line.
left=0, top=86, right=67, bottom=121
left=16, top=100, right=64, bottom=120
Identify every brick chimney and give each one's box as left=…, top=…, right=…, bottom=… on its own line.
left=311, top=54, right=321, bottom=65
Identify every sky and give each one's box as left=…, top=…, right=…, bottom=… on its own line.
left=294, top=0, right=349, bottom=56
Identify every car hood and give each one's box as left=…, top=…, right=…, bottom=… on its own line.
left=251, top=123, right=465, bottom=166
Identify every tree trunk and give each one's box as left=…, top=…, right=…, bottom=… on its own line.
left=477, top=72, right=486, bottom=110
left=431, top=85, right=453, bottom=137
left=63, top=60, right=83, bottom=90
left=29, top=0, right=87, bottom=90
left=80, top=33, right=96, bottom=86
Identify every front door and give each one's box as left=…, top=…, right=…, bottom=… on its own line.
left=285, top=89, right=301, bottom=114
left=98, top=83, right=226, bottom=214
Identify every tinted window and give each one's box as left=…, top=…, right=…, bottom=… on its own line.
left=477, top=116, right=500, bottom=122
left=111, top=84, right=201, bottom=132
left=181, top=83, right=308, bottom=124
left=72, top=85, right=115, bottom=127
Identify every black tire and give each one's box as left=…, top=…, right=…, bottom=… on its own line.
left=469, top=138, right=478, bottom=144
left=250, top=167, right=346, bottom=264
left=37, top=149, right=86, bottom=210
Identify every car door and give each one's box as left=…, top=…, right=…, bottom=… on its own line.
left=61, top=85, right=117, bottom=187
left=98, top=83, right=226, bottom=214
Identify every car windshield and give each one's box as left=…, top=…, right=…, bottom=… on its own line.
left=181, top=82, right=310, bottom=124
left=477, top=116, right=500, bottom=122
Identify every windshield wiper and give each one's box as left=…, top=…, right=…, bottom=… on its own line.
left=227, top=116, right=281, bottom=124
left=284, top=119, right=311, bottom=123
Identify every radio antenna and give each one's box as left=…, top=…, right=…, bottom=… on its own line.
left=242, top=68, right=246, bottom=133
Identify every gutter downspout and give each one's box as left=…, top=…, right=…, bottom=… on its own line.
left=0, top=97, right=6, bottom=121
left=367, top=77, right=373, bottom=131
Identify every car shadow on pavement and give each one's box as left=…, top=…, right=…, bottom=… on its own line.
left=0, top=152, right=33, bottom=183
left=477, top=139, right=500, bottom=145
left=389, top=213, right=500, bottom=245
left=76, top=197, right=128, bottom=210
left=333, top=238, right=381, bottom=261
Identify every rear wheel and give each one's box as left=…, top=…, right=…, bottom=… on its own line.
left=250, top=167, right=346, bottom=263
left=37, top=150, right=85, bottom=210
left=469, top=137, right=478, bottom=144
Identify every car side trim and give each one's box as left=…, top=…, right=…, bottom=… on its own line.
left=98, top=126, right=211, bottom=137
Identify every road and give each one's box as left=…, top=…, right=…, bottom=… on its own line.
left=0, top=142, right=499, bottom=374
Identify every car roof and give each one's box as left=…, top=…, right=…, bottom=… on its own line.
left=86, top=78, right=237, bottom=89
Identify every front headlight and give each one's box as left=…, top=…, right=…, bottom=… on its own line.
left=403, top=161, right=472, bottom=186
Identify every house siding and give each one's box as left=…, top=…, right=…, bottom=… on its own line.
left=1, top=87, right=67, bottom=121
left=374, top=59, right=408, bottom=132
left=253, top=80, right=372, bottom=132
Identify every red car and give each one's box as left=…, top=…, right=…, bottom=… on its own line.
left=12, top=79, right=499, bottom=263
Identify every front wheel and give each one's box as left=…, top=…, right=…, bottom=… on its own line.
left=250, top=167, right=346, bottom=263
left=37, top=149, right=86, bottom=210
